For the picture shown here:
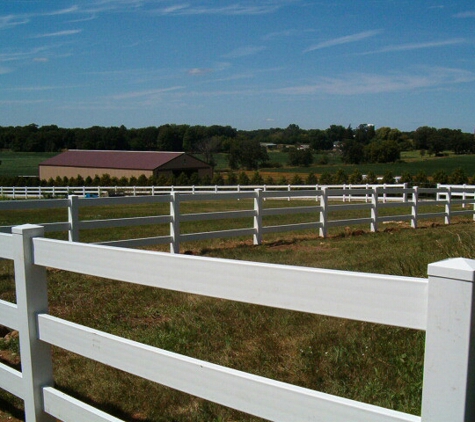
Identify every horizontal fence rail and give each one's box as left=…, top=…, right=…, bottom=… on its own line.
left=1, top=185, right=475, bottom=252
left=0, top=224, right=474, bottom=421
left=0, top=183, right=408, bottom=199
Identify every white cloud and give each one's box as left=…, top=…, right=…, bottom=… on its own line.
left=110, top=86, right=184, bottom=100
left=154, top=2, right=289, bottom=16
left=32, top=29, right=82, bottom=38
left=0, top=14, right=29, bottom=30
left=187, top=68, right=213, bottom=76
left=274, top=67, right=475, bottom=96
left=43, top=6, right=80, bottom=16
left=222, top=46, right=266, bottom=59
left=453, top=11, right=475, bottom=18
left=303, top=30, right=382, bottom=53
left=362, top=38, right=466, bottom=54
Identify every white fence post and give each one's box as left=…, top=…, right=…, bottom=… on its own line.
left=371, top=187, right=378, bottom=232
left=319, top=187, right=328, bottom=238
left=253, top=189, right=263, bottom=245
left=170, top=192, right=180, bottom=254
left=411, top=187, right=418, bottom=229
left=421, top=258, right=475, bottom=421
left=12, top=224, right=55, bottom=422
left=445, top=187, right=452, bottom=225
left=68, top=195, right=80, bottom=242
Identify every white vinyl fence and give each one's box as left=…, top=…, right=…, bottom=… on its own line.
left=0, top=224, right=474, bottom=421
left=0, top=183, right=406, bottom=199
left=1, top=185, right=475, bottom=253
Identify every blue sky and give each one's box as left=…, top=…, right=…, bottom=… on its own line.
left=1, top=0, right=474, bottom=132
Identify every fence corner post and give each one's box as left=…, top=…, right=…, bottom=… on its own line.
left=12, top=224, right=55, bottom=422
left=421, top=258, right=475, bottom=422
left=170, top=192, right=180, bottom=254
left=68, top=195, right=80, bottom=242
left=253, top=189, right=263, bottom=245
left=319, top=187, right=328, bottom=238
left=370, top=187, right=378, bottom=232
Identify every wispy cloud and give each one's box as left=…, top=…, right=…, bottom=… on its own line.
left=0, top=14, right=29, bottom=30
left=110, top=86, right=184, bottom=100
left=303, top=30, right=381, bottom=53
left=361, top=38, right=466, bottom=55
left=453, top=11, right=475, bottom=18
left=153, top=2, right=289, bottom=16
left=32, top=29, right=82, bottom=38
left=222, top=46, right=266, bottom=59
left=274, top=67, right=475, bottom=96
left=187, top=68, right=213, bottom=76
left=43, top=6, right=80, bottom=16
left=263, top=28, right=313, bottom=41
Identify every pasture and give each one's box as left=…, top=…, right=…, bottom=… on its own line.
left=1, top=197, right=475, bottom=421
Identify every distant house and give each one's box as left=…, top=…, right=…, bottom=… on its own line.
left=39, top=150, right=213, bottom=181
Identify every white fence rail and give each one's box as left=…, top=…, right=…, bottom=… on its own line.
left=0, top=225, right=474, bottom=421
left=0, top=183, right=407, bottom=199
left=1, top=185, right=475, bottom=253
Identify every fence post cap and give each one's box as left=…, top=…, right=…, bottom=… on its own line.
left=428, top=258, right=475, bottom=282
left=11, top=224, right=44, bottom=234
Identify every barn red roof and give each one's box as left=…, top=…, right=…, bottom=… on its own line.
left=40, top=150, right=185, bottom=170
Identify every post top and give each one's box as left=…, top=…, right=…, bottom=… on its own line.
left=11, top=224, right=44, bottom=235
left=428, top=257, right=475, bottom=282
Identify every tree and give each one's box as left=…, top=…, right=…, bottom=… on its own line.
left=432, top=170, right=448, bottom=184
left=399, top=172, right=413, bottom=185
left=287, top=147, right=314, bottom=167
left=341, top=140, right=365, bottom=164
left=365, top=171, right=378, bottom=184
left=319, top=172, right=333, bottom=185
left=291, top=174, right=304, bottom=185
left=364, top=140, right=400, bottom=163
left=306, top=172, right=318, bottom=185
left=250, top=171, right=264, bottom=185
left=237, top=171, right=250, bottom=185
left=333, top=169, right=348, bottom=184
left=449, top=167, right=468, bottom=184
left=413, top=126, right=437, bottom=151
left=382, top=171, right=394, bottom=184
left=348, top=169, right=363, bottom=184
left=196, top=136, right=221, bottom=168
left=228, top=138, right=268, bottom=170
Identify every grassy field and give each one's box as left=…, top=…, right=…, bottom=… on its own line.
left=0, top=198, right=475, bottom=421
left=0, top=152, right=55, bottom=177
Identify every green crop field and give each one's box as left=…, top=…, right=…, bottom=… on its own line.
left=0, top=152, right=55, bottom=177
left=1, top=199, right=475, bottom=421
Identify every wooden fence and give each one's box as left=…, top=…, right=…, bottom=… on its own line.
left=0, top=224, right=474, bottom=421
left=1, top=185, right=475, bottom=253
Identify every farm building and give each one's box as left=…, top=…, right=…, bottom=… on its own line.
left=39, top=150, right=213, bottom=181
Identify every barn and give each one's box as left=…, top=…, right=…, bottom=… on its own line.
left=39, top=150, right=213, bottom=181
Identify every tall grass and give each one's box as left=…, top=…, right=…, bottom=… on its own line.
left=1, top=200, right=475, bottom=420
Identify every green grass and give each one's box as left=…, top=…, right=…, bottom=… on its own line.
left=0, top=152, right=55, bottom=177
left=266, top=152, right=475, bottom=178
left=1, top=198, right=475, bottom=420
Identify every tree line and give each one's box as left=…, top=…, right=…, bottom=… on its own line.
left=0, top=123, right=473, bottom=168
left=1, top=166, right=471, bottom=189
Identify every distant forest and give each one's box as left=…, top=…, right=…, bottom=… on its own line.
left=1, top=123, right=474, bottom=167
